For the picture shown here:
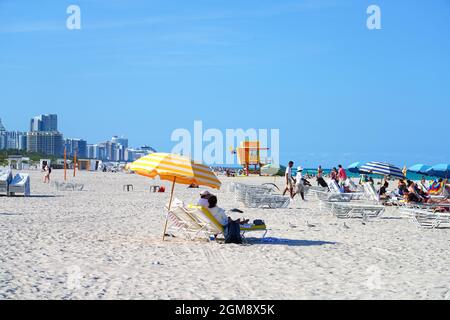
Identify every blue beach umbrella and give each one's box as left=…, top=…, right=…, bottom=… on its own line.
left=347, top=162, right=362, bottom=174
left=426, top=164, right=450, bottom=179
left=359, top=161, right=404, bottom=179
left=408, top=164, right=431, bottom=175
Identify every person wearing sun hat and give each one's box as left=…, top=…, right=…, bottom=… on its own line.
left=197, top=190, right=212, bottom=207
left=294, top=166, right=306, bottom=200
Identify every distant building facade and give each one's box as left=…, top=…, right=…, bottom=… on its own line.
left=0, top=119, right=27, bottom=150
left=125, top=145, right=156, bottom=161
left=65, top=138, right=87, bottom=158
left=87, top=144, right=99, bottom=159
left=27, top=131, right=64, bottom=156
left=30, top=114, right=58, bottom=132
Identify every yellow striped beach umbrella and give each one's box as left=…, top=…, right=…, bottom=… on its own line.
left=130, top=153, right=221, bottom=240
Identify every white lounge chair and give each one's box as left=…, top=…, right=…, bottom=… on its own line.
left=363, top=183, right=381, bottom=203
left=0, top=168, right=13, bottom=196
left=347, top=178, right=364, bottom=193
left=328, top=202, right=385, bottom=219
left=400, top=208, right=450, bottom=229
left=234, top=183, right=289, bottom=208
left=328, top=180, right=364, bottom=200
left=311, top=189, right=352, bottom=202
left=9, top=173, right=30, bottom=196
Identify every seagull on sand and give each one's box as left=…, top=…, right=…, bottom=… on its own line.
left=305, top=220, right=316, bottom=228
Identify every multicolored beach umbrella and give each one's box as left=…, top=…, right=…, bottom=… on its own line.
left=408, top=164, right=431, bottom=175
left=130, top=152, right=221, bottom=240
left=426, top=164, right=450, bottom=179
left=359, top=161, right=404, bottom=179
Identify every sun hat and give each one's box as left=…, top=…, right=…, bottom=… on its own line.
left=200, top=190, right=211, bottom=196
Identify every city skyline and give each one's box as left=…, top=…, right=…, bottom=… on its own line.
left=0, top=114, right=155, bottom=162
left=1, top=1, right=449, bottom=167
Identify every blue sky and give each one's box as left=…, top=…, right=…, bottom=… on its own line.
left=1, top=0, right=449, bottom=167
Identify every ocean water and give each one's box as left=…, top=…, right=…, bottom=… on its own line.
left=301, top=169, right=433, bottom=181
left=216, top=165, right=441, bottom=181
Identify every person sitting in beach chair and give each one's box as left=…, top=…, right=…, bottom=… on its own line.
left=197, top=190, right=212, bottom=207
left=378, top=181, right=390, bottom=201
left=404, top=181, right=425, bottom=204
left=207, top=195, right=249, bottom=226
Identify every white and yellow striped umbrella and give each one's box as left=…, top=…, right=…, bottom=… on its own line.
left=130, top=152, right=221, bottom=189
left=130, top=153, right=221, bottom=241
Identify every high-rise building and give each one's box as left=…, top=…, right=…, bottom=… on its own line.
left=0, top=119, right=6, bottom=149
left=0, top=119, right=27, bottom=150
left=27, top=131, right=64, bottom=156
left=111, top=136, right=128, bottom=149
left=0, top=118, right=5, bottom=132
left=125, top=145, right=157, bottom=161
left=65, top=138, right=87, bottom=158
left=5, top=131, right=27, bottom=150
left=87, top=144, right=99, bottom=159
left=30, top=114, right=58, bottom=132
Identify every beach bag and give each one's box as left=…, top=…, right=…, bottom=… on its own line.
left=224, top=219, right=242, bottom=244
left=253, top=219, right=265, bottom=226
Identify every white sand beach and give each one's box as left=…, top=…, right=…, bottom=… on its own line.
left=1, top=170, right=450, bottom=300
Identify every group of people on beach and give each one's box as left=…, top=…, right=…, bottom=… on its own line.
left=281, top=161, right=449, bottom=210
left=282, top=161, right=351, bottom=200
left=379, top=177, right=450, bottom=209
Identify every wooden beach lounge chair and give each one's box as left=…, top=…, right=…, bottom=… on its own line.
left=400, top=207, right=450, bottom=229
left=187, top=205, right=268, bottom=240
left=8, top=173, right=30, bottom=196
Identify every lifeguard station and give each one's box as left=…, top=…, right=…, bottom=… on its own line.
left=234, top=140, right=269, bottom=176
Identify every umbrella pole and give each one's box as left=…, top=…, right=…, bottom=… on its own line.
left=162, top=177, right=176, bottom=241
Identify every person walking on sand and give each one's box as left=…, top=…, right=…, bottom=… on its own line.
left=293, top=166, right=306, bottom=200
left=43, top=165, right=51, bottom=184
left=317, top=165, right=328, bottom=189
left=282, top=161, right=295, bottom=198
left=338, top=164, right=347, bottom=187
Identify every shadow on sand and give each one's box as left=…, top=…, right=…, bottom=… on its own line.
left=246, top=237, right=337, bottom=246
left=0, top=212, right=21, bottom=216
left=27, top=195, right=62, bottom=198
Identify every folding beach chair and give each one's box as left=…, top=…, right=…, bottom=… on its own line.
left=166, top=204, right=209, bottom=240
left=187, top=205, right=268, bottom=240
